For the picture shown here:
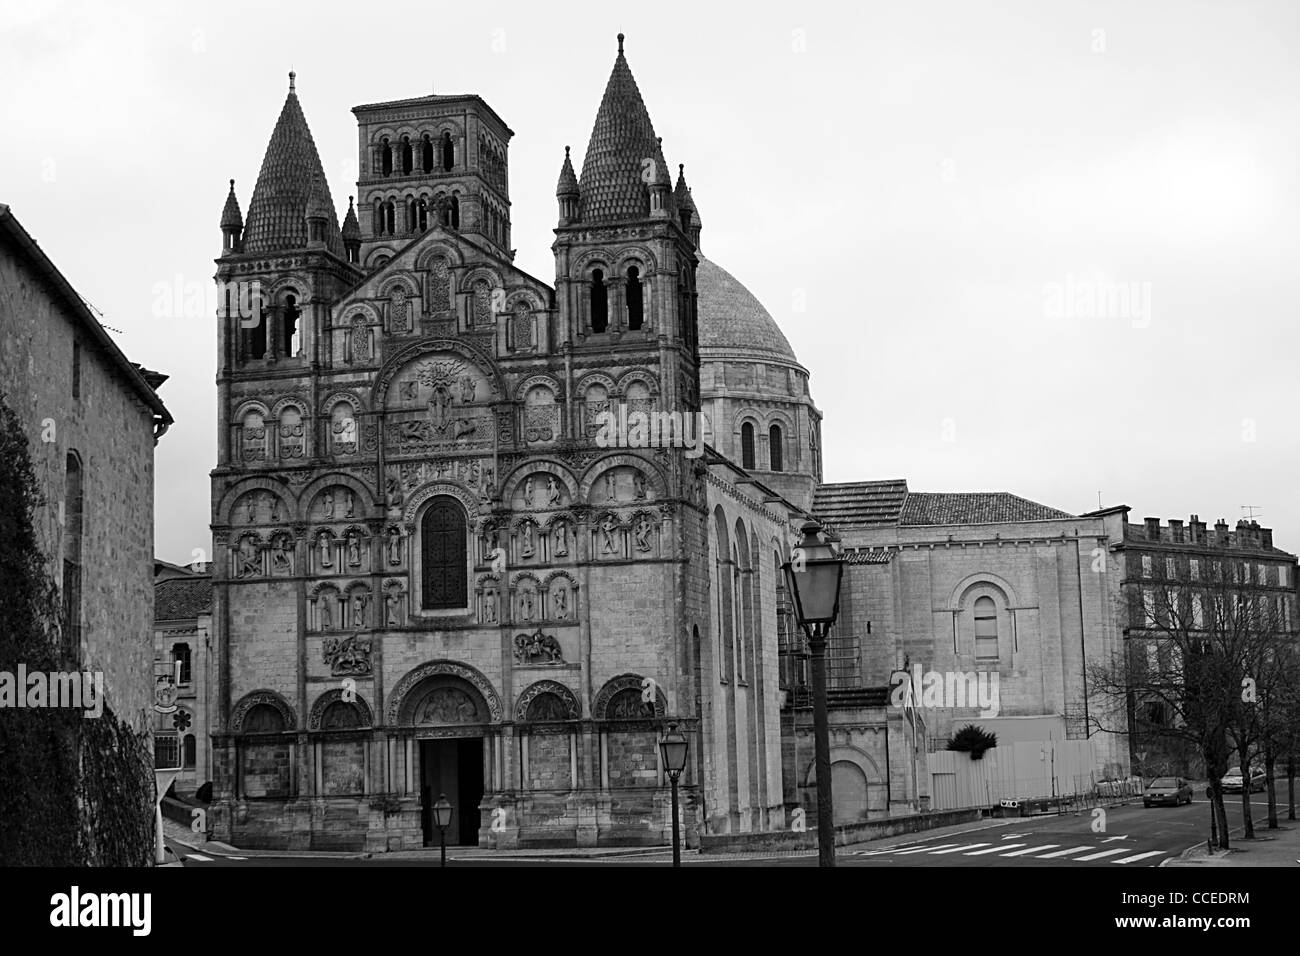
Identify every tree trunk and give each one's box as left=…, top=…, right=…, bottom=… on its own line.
left=1288, top=757, right=1296, bottom=822
left=1265, top=750, right=1278, bottom=829
left=1216, top=788, right=1231, bottom=849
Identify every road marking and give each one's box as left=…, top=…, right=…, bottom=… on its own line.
left=966, top=844, right=1025, bottom=856
left=1001, top=844, right=1060, bottom=857
left=1102, top=835, right=1128, bottom=843
left=1035, top=846, right=1092, bottom=859
left=186, top=853, right=212, bottom=862
left=1075, top=848, right=1130, bottom=862
left=894, top=844, right=960, bottom=855
left=931, top=843, right=990, bottom=855
left=1112, top=850, right=1165, bottom=864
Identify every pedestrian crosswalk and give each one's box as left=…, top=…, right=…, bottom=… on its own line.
left=847, top=838, right=1169, bottom=865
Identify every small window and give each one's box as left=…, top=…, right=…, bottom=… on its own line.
left=590, top=269, right=608, bottom=333
left=626, top=266, right=643, bottom=330
left=401, top=136, right=413, bottom=175
left=769, top=424, right=783, bottom=471
left=72, top=341, right=81, bottom=399
left=1141, top=555, right=1153, bottom=578
left=61, top=452, right=84, bottom=662
left=449, top=195, right=460, bottom=229
left=1189, top=558, right=1200, bottom=581
left=381, top=137, right=393, bottom=176
left=1165, top=556, right=1176, bottom=579
left=171, top=642, right=192, bottom=685
left=974, top=596, right=998, bottom=659
left=421, top=134, right=434, bottom=173
left=740, top=422, right=755, bottom=470
left=440, top=131, right=454, bottom=171
left=282, top=294, right=301, bottom=357
left=183, top=734, right=196, bottom=769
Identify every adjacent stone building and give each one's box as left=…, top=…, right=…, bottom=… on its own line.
left=0, top=203, right=172, bottom=861
left=154, top=561, right=213, bottom=794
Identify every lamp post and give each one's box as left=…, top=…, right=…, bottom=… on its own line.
left=432, top=793, right=453, bottom=868
left=659, top=722, right=690, bottom=867
left=782, top=519, right=845, bottom=868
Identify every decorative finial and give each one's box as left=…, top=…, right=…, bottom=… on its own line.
left=229, top=178, right=235, bottom=190
left=348, top=195, right=354, bottom=207
left=288, top=70, right=296, bottom=93
left=565, top=145, right=570, bottom=157
left=618, top=33, right=624, bottom=54
left=679, top=164, right=684, bottom=175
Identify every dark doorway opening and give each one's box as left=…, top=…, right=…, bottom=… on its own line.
left=420, top=738, right=484, bottom=847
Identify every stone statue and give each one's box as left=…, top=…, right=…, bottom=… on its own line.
left=605, top=471, right=617, bottom=501
left=318, top=532, right=332, bottom=567
left=386, top=476, right=403, bottom=507
left=484, top=589, right=498, bottom=623
left=323, top=491, right=334, bottom=519
left=238, top=538, right=261, bottom=577
left=319, top=595, right=333, bottom=630
left=520, top=588, right=534, bottom=621
left=553, top=585, right=568, bottom=620
left=633, top=471, right=647, bottom=499
left=323, top=632, right=372, bottom=676
left=270, top=496, right=281, bottom=522
left=345, top=491, right=355, bottom=518
left=634, top=515, right=652, bottom=553
left=524, top=476, right=535, bottom=508
left=547, top=476, right=560, bottom=506
left=245, top=496, right=256, bottom=524
left=352, top=593, right=367, bottom=628
left=387, top=527, right=402, bottom=565
left=601, top=515, right=617, bottom=554
left=385, top=590, right=400, bottom=626
left=460, top=375, right=476, bottom=403
left=271, top=534, right=292, bottom=573
left=521, top=522, right=534, bottom=558
left=347, top=533, right=362, bottom=567
left=553, top=520, right=568, bottom=556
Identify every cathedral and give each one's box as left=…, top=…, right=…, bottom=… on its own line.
left=209, top=35, right=1126, bottom=852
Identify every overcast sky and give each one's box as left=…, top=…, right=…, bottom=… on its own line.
left=2, top=0, right=1296, bottom=564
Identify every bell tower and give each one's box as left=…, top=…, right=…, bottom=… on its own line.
left=352, top=93, right=514, bottom=270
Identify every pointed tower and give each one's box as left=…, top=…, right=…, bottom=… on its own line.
left=213, top=72, right=362, bottom=468
left=220, top=179, right=243, bottom=254
left=556, top=146, right=579, bottom=225
left=341, top=196, right=361, bottom=263
left=554, top=32, right=701, bottom=415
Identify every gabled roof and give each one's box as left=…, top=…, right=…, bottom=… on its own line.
left=813, top=481, right=1074, bottom=530
left=155, top=575, right=212, bottom=621
left=242, top=74, right=342, bottom=256
left=577, top=35, right=676, bottom=223
left=900, top=492, right=1074, bottom=526
left=0, top=204, right=172, bottom=425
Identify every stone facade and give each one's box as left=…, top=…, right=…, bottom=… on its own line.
left=154, top=562, right=213, bottom=794
left=208, top=41, right=791, bottom=850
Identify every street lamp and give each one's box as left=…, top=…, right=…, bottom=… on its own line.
left=782, top=518, right=845, bottom=868
left=432, top=793, right=453, bottom=868
left=659, top=722, right=690, bottom=867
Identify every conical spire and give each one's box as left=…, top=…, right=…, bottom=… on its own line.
left=578, top=34, right=676, bottom=223
left=242, top=73, right=343, bottom=255
left=220, top=179, right=243, bottom=229
left=556, top=145, right=579, bottom=197
left=673, top=164, right=693, bottom=211
left=341, top=196, right=360, bottom=239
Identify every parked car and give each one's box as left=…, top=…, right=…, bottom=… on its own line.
left=1143, top=776, right=1193, bottom=807
left=1221, top=767, right=1266, bottom=793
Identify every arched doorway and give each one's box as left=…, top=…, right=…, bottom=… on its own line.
left=408, top=676, right=489, bottom=847
left=831, top=761, right=869, bottom=825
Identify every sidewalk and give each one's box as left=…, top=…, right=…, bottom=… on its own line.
left=1165, top=820, right=1300, bottom=867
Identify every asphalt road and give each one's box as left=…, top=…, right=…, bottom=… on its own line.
left=168, top=794, right=1291, bottom=867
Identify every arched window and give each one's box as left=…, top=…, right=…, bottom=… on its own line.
left=421, top=134, right=434, bottom=173
left=61, top=452, right=83, bottom=661
left=243, top=703, right=285, bottom=733
left=421, top=498, right=467, bottom=610
left=381, top=137, right=393, bottom=176
left=183, top=734, right=196, bottom=769
left=282, top=294, right=301, bottom=357
left=384, top=201, right=396, bottom=235
left=417, top=197, right=428, bottom=232
left=626, top=266, right=643, bottom=330
left=330, top=403, right=357, bottom=456
left=248, top=302, right=267, bottom=359
left=769, top=423, right=783, bottom=471
left=449, top=195, right=460, bottom=229
left=974, top=596, right=999, bottom=660
left=278, top=406, right=305, bottom=459
left=440, top=131, right=454, bottom=171
left=400, top=135, right=413, bottom=175
left=740, top=422, right=755, bottom=470
left=171, top=642, right=192, bottom=684
left=590, top=269, right=608, bottom=333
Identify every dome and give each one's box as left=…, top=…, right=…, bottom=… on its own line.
left=695, top=257, right=798, bottom=363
